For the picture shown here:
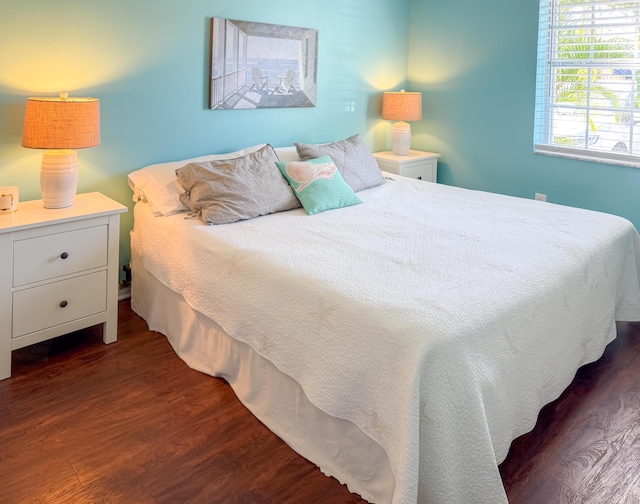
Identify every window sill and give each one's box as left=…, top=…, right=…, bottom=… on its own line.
left=534, top=145, right=640, bottom=170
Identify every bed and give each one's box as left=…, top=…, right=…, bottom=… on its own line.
left=128, top=140, right=640, bottom=503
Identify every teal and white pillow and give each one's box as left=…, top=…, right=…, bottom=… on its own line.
left=294, top=134, right=384, bottom=192
left=276, top=156, right=362, bottom=215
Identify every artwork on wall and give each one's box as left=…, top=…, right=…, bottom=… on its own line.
left=209, top=18, right=318, bottom=110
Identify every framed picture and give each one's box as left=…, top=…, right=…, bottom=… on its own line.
left=209, top=18, right=318, bottom=110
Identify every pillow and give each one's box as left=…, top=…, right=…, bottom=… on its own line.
left=176, top=144, right=301, bottom=224
left=294, top=134, right=384, bottom=192
left=273, top=146, right=301, bottom=163
left=128, top=144, right=267, bottom=216
left=276, top=156, right=362, bottom=215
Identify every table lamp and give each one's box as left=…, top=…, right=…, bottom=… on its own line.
left=21, top=92, right=100, bottom=209
left=382, top=90, right=422, bottom=156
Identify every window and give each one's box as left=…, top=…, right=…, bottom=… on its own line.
left=534, top=0, right=640, bottom=167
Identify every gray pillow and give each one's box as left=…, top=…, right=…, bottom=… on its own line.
left=294, top=134, right=384, bottom=192
left=176, top=144, right=301, bottom=224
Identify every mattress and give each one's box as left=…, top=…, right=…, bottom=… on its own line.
left=130, top=173, right=640, bottom=503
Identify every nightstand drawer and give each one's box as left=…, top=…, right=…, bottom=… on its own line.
left=400, top=161, right=436, bottom=181
left=373, top=150, right=440, bottom=183
left=12, top=270, right=107, bottom=338
left=13, top=225, right=108, bottom=287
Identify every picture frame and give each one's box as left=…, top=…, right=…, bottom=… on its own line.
left=209, top=18, right=318, bottom=110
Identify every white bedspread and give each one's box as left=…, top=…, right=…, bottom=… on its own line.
left=131, top=174, right=640, bottom=503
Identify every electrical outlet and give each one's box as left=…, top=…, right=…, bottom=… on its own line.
left=535, top=193, right=547, bottom=202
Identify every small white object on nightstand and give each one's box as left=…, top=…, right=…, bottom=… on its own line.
left=0, top=192, right=127, bottom=380
left=373, top=150, right=441, bottom=183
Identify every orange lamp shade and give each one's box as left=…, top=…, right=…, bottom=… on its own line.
left=21, top=95, right=100, bottom=149
left=382, top=90, right=422, bottom=122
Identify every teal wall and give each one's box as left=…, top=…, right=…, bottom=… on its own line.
left=408, top=0, right=640, bottom=229
left=0, top=0, right=410, bottom=269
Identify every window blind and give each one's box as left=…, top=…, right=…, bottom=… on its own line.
left=534, top=0, right=640, bottom=167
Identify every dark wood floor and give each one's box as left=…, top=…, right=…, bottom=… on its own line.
left=499, top=319, right=640, bottom=504
left=1, top=300, right=639, bottom=503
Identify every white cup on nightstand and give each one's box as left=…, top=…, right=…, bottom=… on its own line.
left=0, top=186, right=19, bottom=214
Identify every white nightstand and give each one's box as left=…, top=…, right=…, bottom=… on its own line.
left=373, top=150, right=441, bottom=182
left=0, top=192, right=127, bottom=379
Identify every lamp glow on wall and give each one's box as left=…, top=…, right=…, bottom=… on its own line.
left=382, top=90, right=422, bottom=156
left=21, top=92, right=100, bottom=209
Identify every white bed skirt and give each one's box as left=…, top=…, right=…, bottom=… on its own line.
left=130, top=255, right=395, bottom=503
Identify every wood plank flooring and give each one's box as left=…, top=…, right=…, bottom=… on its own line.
left=0, top=300, right=638, bottom=503
left=499, top=320, right=640, bottom=503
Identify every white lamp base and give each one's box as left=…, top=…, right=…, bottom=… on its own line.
left=40, top=150, right=78, bottom=209
left=391, top=121, right=412, bottom=156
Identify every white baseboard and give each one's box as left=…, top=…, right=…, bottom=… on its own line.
left=118, top=285, right=131, bottom=301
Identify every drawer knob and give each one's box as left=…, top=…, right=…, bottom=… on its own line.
left=60, top=252, right=69, bottom=259
left=59, top=300, right=68, bottom=308
left=417, top=176, right=422, bottom=180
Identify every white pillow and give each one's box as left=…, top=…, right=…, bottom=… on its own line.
left=273, top=146, right=300, bottom=163
left=128, top=144, right=301, bottom=216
